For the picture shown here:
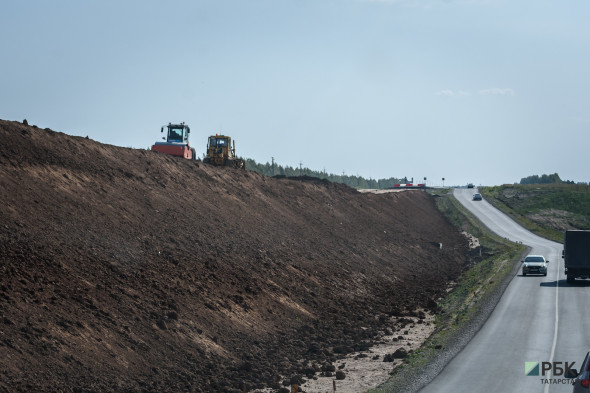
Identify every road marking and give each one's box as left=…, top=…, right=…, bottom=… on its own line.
left=544, top=251, right=560, bottom=393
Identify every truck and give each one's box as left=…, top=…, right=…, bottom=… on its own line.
left=563, top=230, right=590, bottom=283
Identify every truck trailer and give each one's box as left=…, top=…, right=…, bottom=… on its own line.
left=563, top=230, right=590, bottom=283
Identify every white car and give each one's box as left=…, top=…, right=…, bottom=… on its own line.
left=522, top=255, right=549, bottom=276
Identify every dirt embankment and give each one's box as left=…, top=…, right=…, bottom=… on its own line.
left=0, top=119, right=469, bottom=392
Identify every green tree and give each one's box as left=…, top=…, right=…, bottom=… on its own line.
left=520, top=173, right=562, bottom=184
left=245, top=157, right=403, bottom=189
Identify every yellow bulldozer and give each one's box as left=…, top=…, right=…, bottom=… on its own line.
left=203, top=134, right=245, bottom=169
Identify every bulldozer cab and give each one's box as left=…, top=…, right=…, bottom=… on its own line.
left=208, top=136, right=230, bottom=149
left=203, top=134, right=245, bottom=169
left=162, top=123, right=190, bottom=144
left=207, top=135, right=234, bottom=159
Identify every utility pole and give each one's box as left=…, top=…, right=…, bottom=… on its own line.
left=299, top=161, right=303, bottom=177
left=271, top=157, right=275, bottom=176
left=442, top=177, right=445, bottom=187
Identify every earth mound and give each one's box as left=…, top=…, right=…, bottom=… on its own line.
left=0, top=119, right=468, bottom=392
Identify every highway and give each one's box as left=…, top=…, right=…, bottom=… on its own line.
left=419, top=188, right=589, bottom=393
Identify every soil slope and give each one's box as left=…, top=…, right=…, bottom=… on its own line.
left=0, top=119, right=469, bottom=392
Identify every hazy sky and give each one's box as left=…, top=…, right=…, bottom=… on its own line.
left=2, top=0, right=589, bottom=186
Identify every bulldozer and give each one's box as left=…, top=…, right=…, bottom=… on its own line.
left=151, top=122, right=196, bottom=160
left=203, top=134, right=245, bottom=169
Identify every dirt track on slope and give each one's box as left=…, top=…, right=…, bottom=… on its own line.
left=0, top=119, right=469, bottom=392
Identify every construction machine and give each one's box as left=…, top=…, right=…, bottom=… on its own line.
left=151, top=122, right=196, bottom=160
left=203, top=134, right=245, bottom=169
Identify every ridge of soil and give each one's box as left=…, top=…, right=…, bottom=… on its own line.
left=0, top=119, right=469, bottom=392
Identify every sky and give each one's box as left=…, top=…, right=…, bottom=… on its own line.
left=2, top=0, right=589, bottom=186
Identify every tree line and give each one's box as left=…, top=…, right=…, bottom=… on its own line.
left=519, top=173, right=580, bottom=185
left=244, top=158, right=407, bottom=189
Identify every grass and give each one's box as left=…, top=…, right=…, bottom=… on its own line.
left=480, top=183, right=590, bottom=243
left=368, top=190, right=526, bottom=393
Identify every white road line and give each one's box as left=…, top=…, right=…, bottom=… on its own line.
left=544, top=253, right=560, bottom=393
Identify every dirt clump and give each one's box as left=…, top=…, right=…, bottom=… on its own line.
left=0, top=119, right=469, bottom=392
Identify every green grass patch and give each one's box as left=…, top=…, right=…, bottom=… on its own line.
left=368, top=191, right=526, bottom=393
left=480, top=183, right=590, bottom=243
left=427, top=188, right=452, bottom=197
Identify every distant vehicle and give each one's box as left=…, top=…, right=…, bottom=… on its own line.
left=467, top=183, right=475, bottom=188
left=564, top=350, right=589, bottom=391
left=521, top=255, right=548, bottom=276
left=563, top=230, right=590, bottom=283
left=472, top=193, right=482, bottom=201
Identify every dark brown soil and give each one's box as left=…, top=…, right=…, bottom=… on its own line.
left=0, top=119, right=469, bottom=392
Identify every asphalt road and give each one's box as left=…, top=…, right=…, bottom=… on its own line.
left=419, top=188, right=589, bottom=393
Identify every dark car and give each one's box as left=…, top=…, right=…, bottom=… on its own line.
left=565, top=350, right=590, bottom=391
left=472, top=193, right=482, bottom=201
left=467, top=183, right=475, bottom=188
